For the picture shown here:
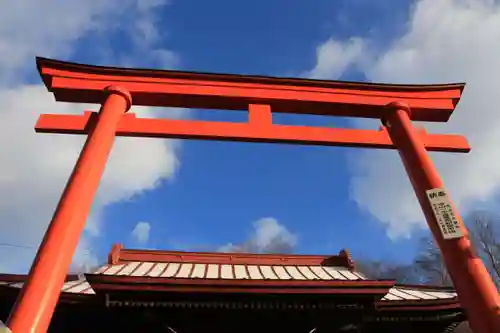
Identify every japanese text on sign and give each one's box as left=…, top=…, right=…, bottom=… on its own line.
left=426, top=188, right=464, bottom=239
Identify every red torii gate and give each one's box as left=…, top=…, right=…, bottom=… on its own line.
left=6, top=57, right=500, bottom=333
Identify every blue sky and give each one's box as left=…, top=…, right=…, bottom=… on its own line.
left=61, top=0, right=423, bottom=265
left=7, top=0, right=484, bottom=273
left=2, top=0, right=499, bottom=275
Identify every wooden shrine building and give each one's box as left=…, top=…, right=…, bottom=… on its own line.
left=0, top=245, right=466, bottom=333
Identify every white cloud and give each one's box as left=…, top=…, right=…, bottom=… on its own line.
left=304, top=38, right=366, bottom=80
left=131, top=221, right=152, bottom=245
left=0, top=1, right=175, bottom=84
left=118, top=1, right=180, bottom=68
left=307, top=0, right=500, bottom=238
left=218, top=217, right=298, bottom=253
left=0, top=0, right=182, bottom=273
left=69, top=237, right=99, bottom=274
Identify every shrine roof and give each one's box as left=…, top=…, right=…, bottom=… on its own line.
left=0, top=245, right=460, bottom=308
left=0, top=274, right=93, bottom=295
left=0, top=274, right=459, bottom=302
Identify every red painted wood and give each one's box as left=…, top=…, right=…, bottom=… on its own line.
left=85, top=274, right=394, bottom=295
left=112, top=247, right=352, bottom=267
left=376, top=302, right=461, bottom=311
left=38, top=58, right=462, bottom=99
left=87, top=273, right=393, bottom=288
left=384, top=102, right=500, bottom=333
left=35, top=112, right=471, bottom=152
left=7, top=86, right=132, bottom=333
left=37, top=57, right=464, bottom=122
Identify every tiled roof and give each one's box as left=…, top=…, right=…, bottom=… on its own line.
left=0, top=264, right=458, bottom=302
left=95, top=261, right=364, bottom=281
left=0, top=246, right=459, bottom=303
left=0, top=279, right=93, bottom=295
left=382, top=286, right=457, bottom=301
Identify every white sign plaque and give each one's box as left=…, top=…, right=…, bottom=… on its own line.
left=426, top=188, right=464, bottom=239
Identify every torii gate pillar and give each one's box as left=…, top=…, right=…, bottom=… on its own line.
left=384, top=102, right=500, bottom=333
left=7, top=86, right=131, bottom=333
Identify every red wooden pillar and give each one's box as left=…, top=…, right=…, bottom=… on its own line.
left=383, top=102, right=500, bottom=333
left=7, top=86, right=132, bottom=333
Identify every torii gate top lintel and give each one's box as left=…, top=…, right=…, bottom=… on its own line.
left=36, top=56, right=464, bottom=122
left=35, top=57, right=469, bottom=153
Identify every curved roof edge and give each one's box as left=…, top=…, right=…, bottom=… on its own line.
left=0, top=272, right=462, bottom=308
left=36, top=57, right=465, bottom=93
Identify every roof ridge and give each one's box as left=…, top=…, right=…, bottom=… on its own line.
left=107, top=244, right=355, bottom=269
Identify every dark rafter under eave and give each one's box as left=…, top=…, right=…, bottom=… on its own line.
left=35, top=57, right=466, bottom=93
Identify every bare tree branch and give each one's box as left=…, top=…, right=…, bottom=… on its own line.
left=413, top=236, right=453, bottom=286
left=356, top=259, right=418, bottom=284
left=412, top=210, right=500, bottom=289
left=467, top=211, right=500, bottom=288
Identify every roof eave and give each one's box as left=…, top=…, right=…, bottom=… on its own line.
left=35, top=56, right=466, bottom=93
left=85, top=273, right=394, bottom=296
